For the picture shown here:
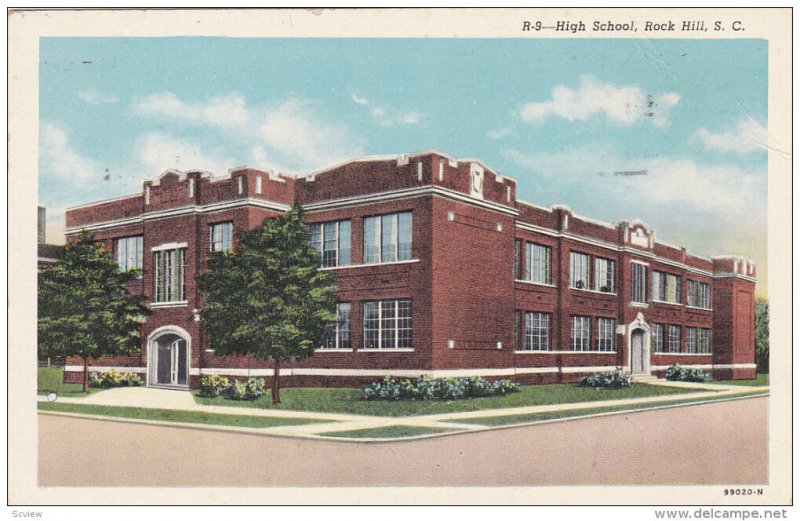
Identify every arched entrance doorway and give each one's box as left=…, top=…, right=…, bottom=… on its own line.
left=147, top=327, right=191, bottom=388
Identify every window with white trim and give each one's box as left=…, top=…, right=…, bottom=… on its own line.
left=364, top=212, right=412, bottom=264
left=513, top=310, right=520, bottom=351
left=631, top=262, right=647, bottom=303
left=687, top=280, right=711, bottom=309
left=513, top=240, right=522, bottom=279
left=652, top=324, right=664, bottom=352
left=309, top=220, right=351, bottom=268
left=524, top=312, right=550, bottom=351
left=115, top=236, right=143, bottom=272
left=526, top=243, right=552, bottom=284
left=209, top=222, right=233, bottom=252
left=667, top=325, right=681, bottom=353
left=363, top=299, right=412, bottom=349
left=570, top=316, right=591, bottom=351
left=653, top=271, right=681, bottom=303
left=687, top=327, right=712, bottom=354
left=321, top=303, right=351, bottom=349
left=698, top=328, right=712, bottom=354
left=153, top=248, right=186, bottom=302
left=594, top=258, right=616, bottom=293
left=597, top=318, right=616, bottom=352
left=569, top=252, right=590, bottom=289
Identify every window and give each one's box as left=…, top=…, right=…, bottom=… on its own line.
left=153, top=248, right=185, bottom=302
left=526, top=243, right=552, bottom=284
left=698, top=328, right=712, bottom=354
left=686, top=328, right=697, bottom=353
left=524, top=312, right=550, bottom=351
left=309, top=220, right=351, bottom=268
left=594, top=258, right=616, bottom=293
left=631, top=262, right=647, bottom=303
left=687, top=327, right=712, bottom=354
left=115, top=236, right=143, bottom=272
left=363, top=299, right=412, bottom=349
left=687, top=280, right=711, bottom=309
left=513, top=310, right=520, bottom=351
left=570, top=316, right=591, bottom=351
left=570, top=252, right=590, bottom=289
left=667, top=325, right=681, bottom=353
left=513, top=240, right=522, bottom=279
left=364, top=212, right=412, bottom=264
left=321, top=303, right=351, bottom=349
left=653, top=271, right=681, bottom=303
left=652, top=324, right=664, bottom=352
left=209, top=222, right=233, bottom=252
left=597, top=318, right=616, bottom=352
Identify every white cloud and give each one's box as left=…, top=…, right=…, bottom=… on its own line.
left=78, top=89, right=119, bottom=105
left=40, top=122, right=100, bottom=185
left=134, top=92, right=250, bottom=131
left=350, top=92, right=423, bottom=127
left=133, top=92, right=363, bottom=172
left=503, top=144, right=764, bottom=213
left=351, top=93, right=369, bottom=106
left=259, top=98, right=363, bottom=170
left=519, top=75, right=680, bottom=127
left=135, top=133, right=234, bottom=177
left=487, top=128, right=514, bottom=140
left=694, top=118, right=767, bottom=154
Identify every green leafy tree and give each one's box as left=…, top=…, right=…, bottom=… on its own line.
left=38, top=232, right=146, bottom=392
left=199, top=204, right=337, bottom=404
left=755, top=298, right=769, bottom=373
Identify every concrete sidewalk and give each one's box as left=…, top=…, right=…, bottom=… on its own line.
left=38, top=379, right=768, bottom=440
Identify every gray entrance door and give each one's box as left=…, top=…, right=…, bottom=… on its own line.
left=631, top=329, right=646, bottom=374
left=154, top=334, right=188, bottom=386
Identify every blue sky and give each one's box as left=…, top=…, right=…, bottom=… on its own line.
left=39, top=37, right=768, bottom=295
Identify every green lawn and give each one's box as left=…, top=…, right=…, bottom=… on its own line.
left=193, top=382, right=697, bottom=417
left=450, top=391, right=770, bottom=427
left=708, top=373, right=769, bottom=387
left=322, top=425, right=453, bottom=439
left=38, top=402, right=328, bottom=429
left=37, top=366, right=94, bottom=396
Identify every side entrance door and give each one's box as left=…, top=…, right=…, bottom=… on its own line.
left=631, top=329, right=647, bottom=374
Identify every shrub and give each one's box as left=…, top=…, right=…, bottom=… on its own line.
left=226, top=377, right=266, bottom=401
left=122, top=372, right=142, bottom=386
left=198, top=374, right=231, bottom=397
left=362, top=375, right=519, bottom=401
left=665, top=363, right=708, bottom=382
left=580, top=369, right=633, bottom=389
left=88, top=369, right=143, bottom=388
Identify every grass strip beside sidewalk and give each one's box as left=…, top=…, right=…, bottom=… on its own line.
left=38, top=402, right=331, bottom=429
left=449, top=391, right=769, bottom=427
left=321, top=425, right=455, bottom=439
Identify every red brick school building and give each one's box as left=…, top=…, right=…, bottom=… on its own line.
left=63, top=150, right=757, bottom=388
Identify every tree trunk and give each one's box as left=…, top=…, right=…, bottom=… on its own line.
left=272, top=358, right=281, bottom=404
left=82, top=356, right=89, bottom=393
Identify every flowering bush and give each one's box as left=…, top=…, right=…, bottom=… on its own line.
left=88, top=369, right=143, bottom=388
left=665, top=363, right=708, bottom=382
left=362, top=375, right=519, bottom=401
left=198, top=374, right=231, bottom=397
left=226, top=377, right=266, bottom=400
left=580, top=369, right=633, bottom=389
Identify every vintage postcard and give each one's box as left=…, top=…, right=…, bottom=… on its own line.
left=7, top=7, right=792, bottom=511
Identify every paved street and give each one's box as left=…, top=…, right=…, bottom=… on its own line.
left=39, top=396, right=767, bottom=487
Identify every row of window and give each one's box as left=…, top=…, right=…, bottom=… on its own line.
left=322, top=299, right=412, bottom=350
left=311, top=212, right=413, bottom=267
left=652, top=325, right=712, bottom=354
left=513, top=313, right=617, bottom=352
left=514, top=313, right=713, bottom=354
left=514, top=243, right=711, bottom=308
